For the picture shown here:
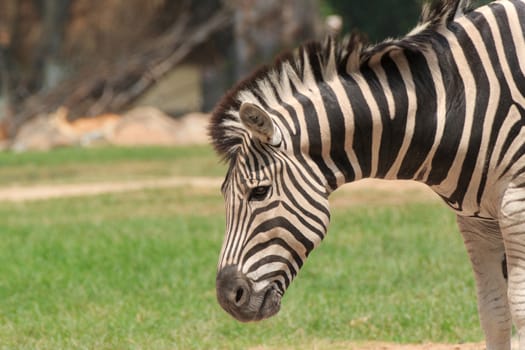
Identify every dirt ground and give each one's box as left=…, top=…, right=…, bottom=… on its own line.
left=0, top=177, right=434, bottom=203
left=0, top=176, right=222, bottom=202
left=249, top=341, right=488, bottom=350
left=332, top=341, right=486, bottom=350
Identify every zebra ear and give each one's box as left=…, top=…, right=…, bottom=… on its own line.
left=239, top=103, right=282, bottom=146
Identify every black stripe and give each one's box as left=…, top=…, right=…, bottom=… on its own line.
left=469, top=8, right=514, bottom=206
left=306, top=44, right=325, bottom=83
left=246, top=255, right=298, bottom=278
left=363, top=57, right=405, bottom=178
left=281, top=201, right=326, bottom=240
left=277, top=151, right=327, bottom=197
left=246, top=217, right=315, bottom=253
left=242, top=238, right=303, bottom=269
left=253, top=270, right=290, bottom=288
left=221, top=156, right=237, bottom=193
left=495, top=2, right=525, bottom=98
left=222, top=186, right=238, bottom=264
left=244, top=201, right=282, bottom=231
left=497, top=106, right=525, bottom=167
left=229, top=183, right=251, bottom=262
left=398, top=49, right=437, bottom=179
left=320, top=82, right=356, bottom=182
left=245, top=140, right=259, bottom=178
left=426, top=35, right=466, bottom=186
left=223, top=192, right=239, bottom=263
left=294, top=89, right=338, bottom=189
left=341, top=75, right=373, bottom=178
left=272, top=85, right=331, bottom=187
left=446, top=20, right=490, bottom=211
left=282, top=163, right=330, bottom=224
left=259, top=145, right=283, bottom=197
left=499, top=143, right=525, bottom=180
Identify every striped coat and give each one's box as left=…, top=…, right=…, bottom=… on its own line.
left=210, top=1, right=525, bottom=348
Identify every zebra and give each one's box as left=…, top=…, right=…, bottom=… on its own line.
left=209, top=0, right=525, bottom=348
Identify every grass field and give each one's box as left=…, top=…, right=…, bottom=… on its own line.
left=0, top=145, right=225, bottom=186
left=0, top=146, right=483, bottom=349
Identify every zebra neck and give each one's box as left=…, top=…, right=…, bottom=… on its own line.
left=307, top=46, right=448, bottom=190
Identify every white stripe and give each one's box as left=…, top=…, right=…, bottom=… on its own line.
left=495, top=128, right=525, bottom=181
left=369, top=54, right=396, bottom=120
left=326, top=75, right=363, bottom=180
left=353, top=72, right=383, bottom=178
left=460, top=14, right=501, bottom=215
left=432, top=25, right=476, bottom=201
left=384, top=52, right=417, bottom=179
left=283, top=62, right=331, bottom=185
left=291, top=51, right=345, bottom=188
left=482, top=105, right=522, bottom=216
left=488, top=105, right=521, bottom=173
left=495, top=1, right=525, bottom=108
left=243, top=247, right=298, bottom=280
left=416, top=49, right=447, bottom=182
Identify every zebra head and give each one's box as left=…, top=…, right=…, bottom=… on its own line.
left=210, top=93, right=331, bottom=322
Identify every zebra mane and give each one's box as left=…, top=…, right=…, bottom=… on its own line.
left=420, top=0, right=471, bottom=26
left=209, top=0, right=472, bottom=162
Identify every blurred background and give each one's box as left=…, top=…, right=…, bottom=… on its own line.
left=0, top=1, right=494, bottom=348
left=0, top=0, right=441, bottom=152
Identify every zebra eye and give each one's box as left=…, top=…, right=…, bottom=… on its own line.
left=249, top=186, right=270, bottom=201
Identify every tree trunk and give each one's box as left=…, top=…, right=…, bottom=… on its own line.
left=34, top=0, right=71, bottom=90
left=0, top=0, right=17, bottom=126
left=227, top=0, right=321, bottom=80
left=201, top=62, right=230, bottom=112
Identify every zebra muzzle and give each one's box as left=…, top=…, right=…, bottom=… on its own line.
left=216, top=265, right=282, bottom=322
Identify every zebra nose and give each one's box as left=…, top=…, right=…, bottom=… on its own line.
left=216, top=265, right=252, bottom=313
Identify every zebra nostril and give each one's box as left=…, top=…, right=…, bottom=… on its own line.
left=234, top=286, right=245, bottom=305
left=230, top=278, right=250, bottom=307
left=216, top=265, right=251, bottom=310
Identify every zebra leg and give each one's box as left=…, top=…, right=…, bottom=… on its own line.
left=500, top=181, right=525, bottom=350
left=457, top=215, right=511, bottom=350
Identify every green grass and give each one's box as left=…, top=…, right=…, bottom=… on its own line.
left=0, top=146, right=482, bottom=348
left=0, top=145, right=225, bottom=186
left=0, top=183, right=482, bottom=349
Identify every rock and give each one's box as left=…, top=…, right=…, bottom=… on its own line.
left=11, top=114, right=76, bottom=152
left=58, top=112, right=121, bottom=146
left=10, top=106, right=211, bottom=151
left=109, top=107, right=180, bottom=146
left=174, top=112, right=210, bottom=145
left=109, top=107, right=210, bottom=146
left=10, top=107, right=121, bottom=151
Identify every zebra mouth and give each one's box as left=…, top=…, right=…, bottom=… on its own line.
left=253, top=284, right=282, bottom=321
left=216, top=266, right=283, bottom=322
